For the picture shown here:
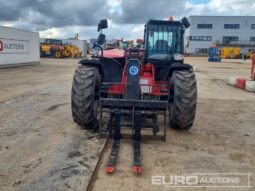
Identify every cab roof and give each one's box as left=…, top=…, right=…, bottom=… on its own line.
left=146, top=19, right=182, bottom=26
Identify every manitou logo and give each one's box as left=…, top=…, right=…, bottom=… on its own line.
left=0, top=40, right=3, bottom=51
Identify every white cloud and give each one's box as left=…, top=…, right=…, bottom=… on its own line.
left=185, top=0, right=255, bottom=16
left=131, top=26, right=144, bottom=33
left=39, top=28, right=63, bottom=38
left=185, top=2, right=207, bottom=15
left=1, top=23, right=15, bottom=27
left=39, top=26, right=97, bottom=39
left=1, top=0, right=255, bottom=40
left=108, top=0, right=122, bottom=14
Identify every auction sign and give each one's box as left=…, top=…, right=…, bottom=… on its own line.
left=0, top=38, right=29, bottom=54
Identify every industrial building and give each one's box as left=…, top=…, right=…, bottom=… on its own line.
left=185, top=16, right=255, bottom=54
left=0, top=26, right=40, bottom=67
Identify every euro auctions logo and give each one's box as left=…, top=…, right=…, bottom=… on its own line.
left=0, top=38, right=29, bottom=53
left=151, top=173, right=252, bottom=188
left=0, top=40, right=3, bottom=51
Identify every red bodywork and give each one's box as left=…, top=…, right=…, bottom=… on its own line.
left=103, top=49, right=125, bottom=58
left=236, top=78, right=247, bottom=89
left=104, top=48, right=168, bottom=96
left=251, top=55, right=255, bottom=80
left=49, top=44, right=63, bottom=50
left=50, top=45, right=62, bottom=49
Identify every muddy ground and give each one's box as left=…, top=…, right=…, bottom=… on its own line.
left=0, top=58, right=254, bottom=191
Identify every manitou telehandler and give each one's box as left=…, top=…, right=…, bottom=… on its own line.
left=71, top=17, right=197, bottom=173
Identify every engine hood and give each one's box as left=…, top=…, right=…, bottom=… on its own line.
left=102, top=48, right=125, bottom=58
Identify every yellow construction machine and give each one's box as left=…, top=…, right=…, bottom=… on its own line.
left=63, top=44, right=81, bottom=58
left=40, top=39, right=63, bottom=58
left=40, top=39, right=82, bottom=58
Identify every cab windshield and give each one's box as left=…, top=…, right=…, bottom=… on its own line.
left=147, top=24, right=182, bottom=60
left=45, top=39, right=62, bottom=45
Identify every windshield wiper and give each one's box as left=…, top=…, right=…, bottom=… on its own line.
left=161, top=51, right=172, bottom=65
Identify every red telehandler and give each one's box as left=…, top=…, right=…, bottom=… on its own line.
left=71, top=17, right=197, bottom=173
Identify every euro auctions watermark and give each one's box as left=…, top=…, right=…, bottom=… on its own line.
left=152, top=173, right=252, bottom=188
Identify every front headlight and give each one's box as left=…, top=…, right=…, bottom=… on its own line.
left=92, top=48, right=99, bottom=56
left=173, top=54, right=184, bottom=61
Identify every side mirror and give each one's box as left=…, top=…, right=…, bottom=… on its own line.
left=181, top=17, right=190, bottom=29
left=97, top=19, right=108, bottom=32
left=97, top=33, right=106, bottom=45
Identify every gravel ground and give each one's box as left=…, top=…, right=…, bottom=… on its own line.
left=0, top=59, right=105, bottom=191
left=0, top=57, right=254, bottom=191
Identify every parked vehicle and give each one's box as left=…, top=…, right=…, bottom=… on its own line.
left=71, top=18, right=197, bottom=173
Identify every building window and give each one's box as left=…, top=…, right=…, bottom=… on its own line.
left=251, top=24, right=255, bottom=29
left=250, top=37, right=255, bottom=42
left=189, top=36, right=212, bottom=41
left=197, top=24, right=213, bottom=29
left=224, top=24, right=240, bottom=29
left=223, top=36, right=239, bottom=44
left=195, top=48, right=208, bottom=53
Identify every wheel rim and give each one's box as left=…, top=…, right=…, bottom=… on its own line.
left=55, top=52, right=61, bottom=58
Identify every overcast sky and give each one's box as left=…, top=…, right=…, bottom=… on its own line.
left=0, top=0, right=254, bottom=40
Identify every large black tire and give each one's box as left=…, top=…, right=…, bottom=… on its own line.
left=169, top=70, right=197, bottom=130
left=71, top=65, right=100, bottom=130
